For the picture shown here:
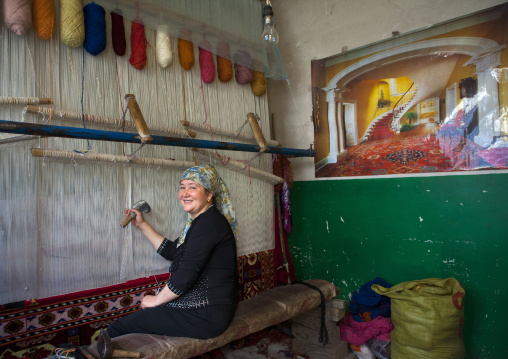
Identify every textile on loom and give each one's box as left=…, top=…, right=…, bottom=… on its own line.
left=0, top=250, right=274, bottom=359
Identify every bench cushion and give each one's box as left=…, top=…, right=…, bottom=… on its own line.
left=87, top=279, right=336, bottom=359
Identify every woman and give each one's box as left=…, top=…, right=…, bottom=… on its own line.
left=107, top=165, right=239, bottom=339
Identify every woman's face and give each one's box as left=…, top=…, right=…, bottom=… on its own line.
left=179, top=180, right=212, bottom=219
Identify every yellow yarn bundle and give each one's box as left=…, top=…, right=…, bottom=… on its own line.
left=60, top=0, right=85, bottom=47
left=3, top=0, right=32, bottom=36
left=251, top=70, right=267, bottom=96
left=33, top=0, right=54, bottom=40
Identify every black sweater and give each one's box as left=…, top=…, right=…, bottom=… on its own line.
left=157, top=206, right=238, bottom=309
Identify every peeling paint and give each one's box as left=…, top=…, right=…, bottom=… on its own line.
left=340, top=217, right=344, bottom=223
left=420, top=216, right=424, bottom=222
left=326, top=221, right=329, bottom=233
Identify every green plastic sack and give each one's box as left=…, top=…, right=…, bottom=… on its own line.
left=371, top=278, right=465, bottom=359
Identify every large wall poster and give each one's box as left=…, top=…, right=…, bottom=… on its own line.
left=313, top=4, right=508, bottom=178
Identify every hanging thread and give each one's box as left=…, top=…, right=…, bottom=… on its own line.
left=251, top=70, right=267, bottom=96
left=60, top=0, right=85, bottom=47
left=32, top=0, right=54, bottom=40
left=83, top=3, right=106, bottom=56
left=129, top=20, right=147, bottom=70
left=199, top=40, right=215, bottom=84
left=3, top=0, right=32, bottom=36
left=234, top=50, right=253, bottom=84
left=110, top=11, right=126, bottom=56
left=216, top=41, right=233, bottom=82
left=155, top=26, right=173, bottom=68
left=178, top=29, right=195, bottom=71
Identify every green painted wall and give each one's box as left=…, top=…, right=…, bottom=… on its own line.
left=288, top=173, right=508, bottom=359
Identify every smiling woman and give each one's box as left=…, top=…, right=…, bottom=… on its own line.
left=108, top=165, right=239, bottom=340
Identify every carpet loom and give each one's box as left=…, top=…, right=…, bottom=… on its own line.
left=0, top=1, right=276, bottom=322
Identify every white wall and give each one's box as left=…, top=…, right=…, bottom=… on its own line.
left=267, top=0, right=507, bottom=181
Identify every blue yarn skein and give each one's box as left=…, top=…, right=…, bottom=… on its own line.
left=84, top=3, right=107, bottom=56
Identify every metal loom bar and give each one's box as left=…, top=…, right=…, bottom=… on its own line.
left=0, top=120, right=316, bottom=157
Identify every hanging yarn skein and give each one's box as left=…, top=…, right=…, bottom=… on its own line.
left=234, top=50, right=253, bottom=85
left=216, top=41, right=233, bottom=82
left=178, top=28, right=195, bottom=71
left=199, top=40, right=215, bottom=84
left=110, top=10, right=126, bottom=56
left=83, top=3, right=106, bottom=56
left=32, top=0, right=54, bottom=40
left=155, top=26, right=173, bottom=68
left=3, top=0, right=32, bottom=36
left=60, top=0, right=85, bottom=47
left=129, top=20, right=147, bottom=70
left=251, top=70, right=267, bottom=96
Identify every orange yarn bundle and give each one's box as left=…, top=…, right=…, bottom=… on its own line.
left=251, top=70, right=267, bottom=96
left=178, top=29, right=194, bottom=70
left=3, top=0, right=32, bottom=36
left=32, top=0, right=54, bottom=40
left=129, top=21, right=147, bottom=70
left=216, top=41, right=233, bottom=82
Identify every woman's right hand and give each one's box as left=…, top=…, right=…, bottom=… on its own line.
left=125, top=208, right=145, bottom=228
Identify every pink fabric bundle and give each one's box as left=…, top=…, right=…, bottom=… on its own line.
left=339, top=312, right=393, bottom=346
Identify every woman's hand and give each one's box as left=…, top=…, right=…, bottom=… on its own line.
left=140, top=295, right=158, bottom=309
left=124, top=208, right=145, bottom=228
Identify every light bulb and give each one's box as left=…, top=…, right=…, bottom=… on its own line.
left=262, top=4, right=279, bottom=48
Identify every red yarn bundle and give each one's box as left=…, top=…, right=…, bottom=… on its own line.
left=129, top=21, right=147, bottom=70
left=110, top=11, right=126, bottom=56
left=199, top=41, right=215, bottom=84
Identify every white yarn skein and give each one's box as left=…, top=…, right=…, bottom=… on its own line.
left=155, top=26, right=173, bottom=69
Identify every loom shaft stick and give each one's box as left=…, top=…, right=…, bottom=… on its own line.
left=0, top=120, right=315, bottom=157
left=247, top=113, right=268, bottom=153
left=125, top=94, right=153, bottom=144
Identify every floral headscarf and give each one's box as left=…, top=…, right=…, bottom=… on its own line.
left=177, top=165, right=238, bottom=246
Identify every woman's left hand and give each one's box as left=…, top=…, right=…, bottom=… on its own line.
left=140, top=295, right=158, bottom=309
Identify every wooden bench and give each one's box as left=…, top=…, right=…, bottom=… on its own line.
left=86, top=279, right=336, bottom=359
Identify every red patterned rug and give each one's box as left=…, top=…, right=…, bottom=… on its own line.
left=0, top=251, right=274, bottom=359
left=316, top=131, right=503, bottom=177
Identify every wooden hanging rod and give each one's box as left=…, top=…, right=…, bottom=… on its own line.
left=0, top=120, right=316, bottom=157
left=181, top=120, right=280, bottom=147
left=25, top=105, right=196, bottom=138
left=192, top=148, right=284, bottom=184
left=31, top=149, right=192, bottom=170
left=0, top=97, right=52, bottom=105
left=31, top=148, right=283, bottom=184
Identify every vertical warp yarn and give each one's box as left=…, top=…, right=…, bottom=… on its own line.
left=129, top=20, right=147, bottom=70
left=178, top=29, right=194, bottom=71
left=251, top=70, right=267, bottom=96
left=216, top=41, right=233, bottom=83
left=110, top=11, right=126, bottom=56
left=60, top=0, right=85, bottom=47
left=3, top=0, right=32, bottom=36
left=234, top=50, right=253, bottom=85
left=199, top=41, right=215, bottom=84
left=155, top=26, right=173, bottom=68
left=33, top=0, right=54, bottom=40
left=83, top=3, right=106, bottom=56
